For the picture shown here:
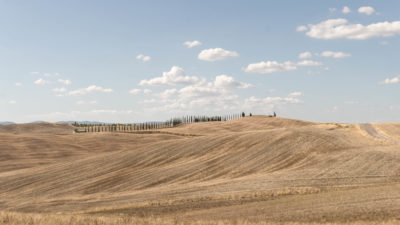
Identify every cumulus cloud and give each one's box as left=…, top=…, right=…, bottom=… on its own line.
left=58, top=79, right=71, bottom=85
left=183, top=40, right=202, bottom=48
left=129, top=89, right=141, bottom=94
left=244, top=61, right=297, bottom=74
left=380, top=75, right=400, bottom=85
left=245, top=96, right=302, bottom=105
left=15, top=82, right=22, bottom=86
left=157, top=89, right=178, bottom=99
left=244, top=60, right=321, bottom=74
left=297, top=60, right=322, bottom=66
left=298, top=52, right=312, bottom=59
left=296, top=25, right=308, bottom=32
left=52, top=87, right=67, bottom=93
left=358, top=6, right=375, bottom=15
left=214, top=75, right=252, bottom=89
left=342, top=6, right=351, bottom=14
left=243, top=93, right=303, bottom=113
left=289, top=91, right=303, bottom=97
left=198, top=48, right=239, bottom=61
left=68, top=85, right=113, bottom=96
left=329, top=8, right=337, bottom=14
left=142, top=73, right=256, bottom=113
left=34, top=78, right=50, bottom=85
left=8, top=100, right=16, bottom=104
left=140, top=66, right=200, bottom=86
left=320, top=51, right=351, bottom=58
left=143, top=89, right=152, bottom=94
left=299, top=18, right=400, bottom=40
left=136, top=54, right=151, bottom=62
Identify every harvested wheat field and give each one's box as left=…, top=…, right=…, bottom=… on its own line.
left=0, top=116, right=400, bottom=224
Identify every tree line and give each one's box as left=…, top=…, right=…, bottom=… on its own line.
left=73, top=113, right=251, bottom=133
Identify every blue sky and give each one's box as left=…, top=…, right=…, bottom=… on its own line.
left=1, top=0, right=399, bottom=123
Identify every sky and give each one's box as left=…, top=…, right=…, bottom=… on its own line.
left=1, top=0, right=399, bottom=123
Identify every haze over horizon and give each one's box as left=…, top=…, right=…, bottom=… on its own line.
left=1, top=0, right=399, bottom=123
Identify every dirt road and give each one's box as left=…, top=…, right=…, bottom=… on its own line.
left=360, top=123, right=400, bottom=144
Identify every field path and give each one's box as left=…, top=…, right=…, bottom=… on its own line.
left=360, top=123, right=400, bottom=144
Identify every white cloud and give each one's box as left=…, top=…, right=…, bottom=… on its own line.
left=332, top=106, right=339, bottom=112
left=298, top=52, right=312, bottom=59
left=143, top=89, right=152, bottom=94
left=8, top=100, right=16, bottom=104
left=214, top=74, right=252, bottom=89
left=30, top=72, right=40, bottom=75
left=358, top=6, right=375, bottom=15
left=129, top=89, right=141, bottom=94
left=143, top=73, right=256, bottom=113
left=380, top=75, right=400, bottom=85
left=198, top=48, right=239, bottom=61
left=58, top=79, right=71, bottom=85
left=296, top=25, right=308, bottom=32
left=136, top=54, right=151, bottom=62
left=15, top=82, right=22, bottom=86
left=158, top=89, right=178, bottom=99
left=246, top=96, right=302, bottom=105
left=68, top=85, right=113, bottom=96
left=289, top=91, right=303, bottom=97
left=329, top=8, right=337, bottom=13
left=183, top=40, right=202, bottom=48
left=244, top=61, right=297, bottom=74
left=245, top=59, right=321, bottom=74
left=320, top=51, right=351, bottom=58
left=297, top=60, right=322, bottom=66
left=299, top=18, right=400, bottom=40
left=243, top=94, right=303, bottom=113
left=34, top=78, right=50, bottom=85
left=342, top=6, right=351, bottom=14
left=140, top=66, right=200, bottom=86
left=53, top=87, right=67, bottom=93
left=129, top=88, right=152, bottom=94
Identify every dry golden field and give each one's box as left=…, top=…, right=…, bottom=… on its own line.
left=0, top=116, right=400, bottom=224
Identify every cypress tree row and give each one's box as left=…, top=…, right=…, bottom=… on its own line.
left=73, top=112, right=247, bottom=133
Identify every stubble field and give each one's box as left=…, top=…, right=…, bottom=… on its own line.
left=0, top=116, right=400, bottom=224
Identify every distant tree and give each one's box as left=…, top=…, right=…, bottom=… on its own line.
left=249, top=113, right=252, bottom=117
left=273, top=112, right=276, bottom=117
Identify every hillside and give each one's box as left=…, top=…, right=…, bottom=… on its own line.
left=0, top=122, right=75, bottom=134
left=0, top=116, right=399, bottom=224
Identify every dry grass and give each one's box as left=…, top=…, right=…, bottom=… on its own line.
left=0, top=211, right=399, bottom=225
left=0, top=116, right=400, bottom=223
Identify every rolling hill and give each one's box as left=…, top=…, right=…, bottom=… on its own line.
left=0, top=116, right=399, bottom=224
